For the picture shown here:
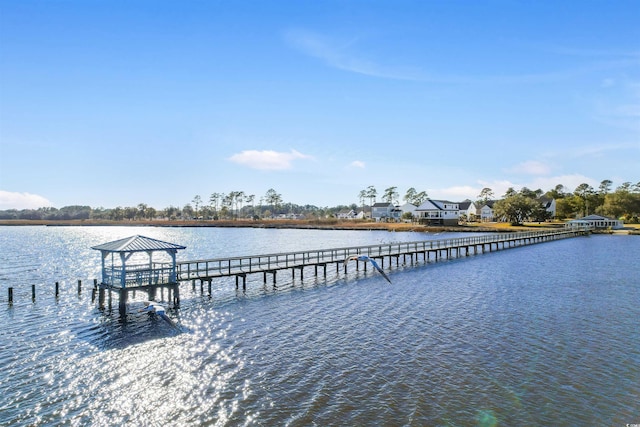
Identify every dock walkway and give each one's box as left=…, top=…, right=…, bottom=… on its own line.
left=177, top=228, right=590, bottom=289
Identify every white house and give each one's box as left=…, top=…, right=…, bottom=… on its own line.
left=458, top=201, right=478, bottom=221
left=356, top=206, right=371, bottom=219
left=336, top=209, right=357, bottom=220
left=398, top=203, right=417, bottom=220
left=480, top=201, right=496, bottom=222
left=566, top=214, right=623, bottom=230
left=539, top=197, right=556, bottom=218
left=415, top=199, right=459, bottom=226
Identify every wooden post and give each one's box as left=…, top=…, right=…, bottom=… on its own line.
left=77, top=280, right=82, bottom=294
left=32, top=284, right=36, bottom=301
left=55, top=282, right=59, bottom=298
left=8, top=287, right=13, bottom=304
left=118, top=289, right=127, bottom=316
left=91, top=287, right=96, bottom=302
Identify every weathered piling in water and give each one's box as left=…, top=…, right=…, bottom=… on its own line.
left=32, top=284, right=36, bottom=301
left=8, top=287, right=13, bottom=304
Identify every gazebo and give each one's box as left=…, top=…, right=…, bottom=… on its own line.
left=92, top=235, right=186, bottom=314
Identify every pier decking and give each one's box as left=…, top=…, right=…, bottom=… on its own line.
left=176, top=228, right=591, bottom=290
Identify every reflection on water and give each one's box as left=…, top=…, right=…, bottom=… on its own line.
left=0, top=226, right=638, bottom=425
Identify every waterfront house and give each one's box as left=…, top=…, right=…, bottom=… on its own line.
left=415, top=199, right=460, bottom=226
left=480, top=201, right=496, bottom=222
left=398, top=203, right=418, bottom=220
left=356, top=206, right=372, bottom=220
left=458, top=200, right=478, bottom=221
left=336, top=209, right=357, bottom=220
left=566, top=214, right=623, bottom=230
left=371, top=202, right=396, bottom=222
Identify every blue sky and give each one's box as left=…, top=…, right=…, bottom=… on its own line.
left=1, top=0, right=638, bottom=210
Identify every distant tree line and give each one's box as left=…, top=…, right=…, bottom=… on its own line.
left=1, top=180, right=638, bottom=223
left=491, top=180, right=640, bottom=225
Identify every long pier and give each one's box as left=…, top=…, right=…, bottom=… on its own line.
left=5, top=228, right=591, bottom=311
left=176, top=228, right=591, bottom=290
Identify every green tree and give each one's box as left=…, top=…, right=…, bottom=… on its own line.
left=137, top=203, right=148, bottom=220
left=404, top=188, right=417, bottom=204
left=574, top=183, right=595, bottom=216
left=383, top=186, right=399, bottom=204
left=493, top=194, right=538, bottom=225
left=265, top=188, right=283, bottom=213
left=124, top=206, right=137, bottom=221
left=209, top=193, right=221, bottom=216
left=413, top=191, right=428, bottom=206
left=192, top=195, right=202, bottom=218
left=477, top=187, right=494, bottom=206
left=545, top=184, right=567, bottom=199
left=182, top=204, right=194, bottom=219
left=503, top=187, right=518, bottom=198
left=365, top=185, right=377, bottom=207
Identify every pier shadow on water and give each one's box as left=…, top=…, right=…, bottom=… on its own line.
left=72, top=305, right=188, bottom=351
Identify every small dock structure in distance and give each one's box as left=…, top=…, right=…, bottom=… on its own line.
left=176, top=227, right=593, bottom=291
left=91, top=235, right=186, bottom=314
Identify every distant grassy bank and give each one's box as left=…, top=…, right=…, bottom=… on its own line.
left=2, top=218, right=638, bottom=234
left=0, top=218, right=566, bottom=233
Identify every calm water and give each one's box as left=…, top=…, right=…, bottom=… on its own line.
left=0, top=226, right=638, bottom=426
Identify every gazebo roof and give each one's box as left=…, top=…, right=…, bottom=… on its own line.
left=91, top=235, right=186, bottom=253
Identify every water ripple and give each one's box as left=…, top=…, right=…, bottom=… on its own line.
left=1, top=228, right=639, bottom=425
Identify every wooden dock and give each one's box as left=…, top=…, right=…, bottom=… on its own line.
left=176, top=228, right=591, bottom=291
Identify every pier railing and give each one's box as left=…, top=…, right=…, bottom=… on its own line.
left=176, top=228, right=590, bottom=282
left=103, top=263, right=176, bottom=288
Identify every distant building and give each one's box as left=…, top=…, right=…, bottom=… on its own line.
left=336, top=209, right=357, bottom=220
left=356, top=206, right=371, bottom=220
left=566, top=214, right=623, bottom=229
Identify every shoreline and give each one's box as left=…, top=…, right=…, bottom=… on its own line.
left=1, top=219, right=636, bottom=234
left=0, top=218, right=559, bottom=233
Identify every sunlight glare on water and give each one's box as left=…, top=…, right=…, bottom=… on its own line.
left=0, top=226, right=638, bottom=425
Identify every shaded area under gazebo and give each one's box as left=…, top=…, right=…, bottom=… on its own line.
left=92, top=235, right=186, bottom=314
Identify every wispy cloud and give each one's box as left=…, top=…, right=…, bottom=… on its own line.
left=0, top=190, right=53, bottom=209
left=349, top=160, right=366, bottom=169
left=284, top=29, right=640, bottom=85
left=283, top=28, right=425, bottom=81
left=505, top=160, right=551, bottom=175
left=228, top=149, right=312, bottom=170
